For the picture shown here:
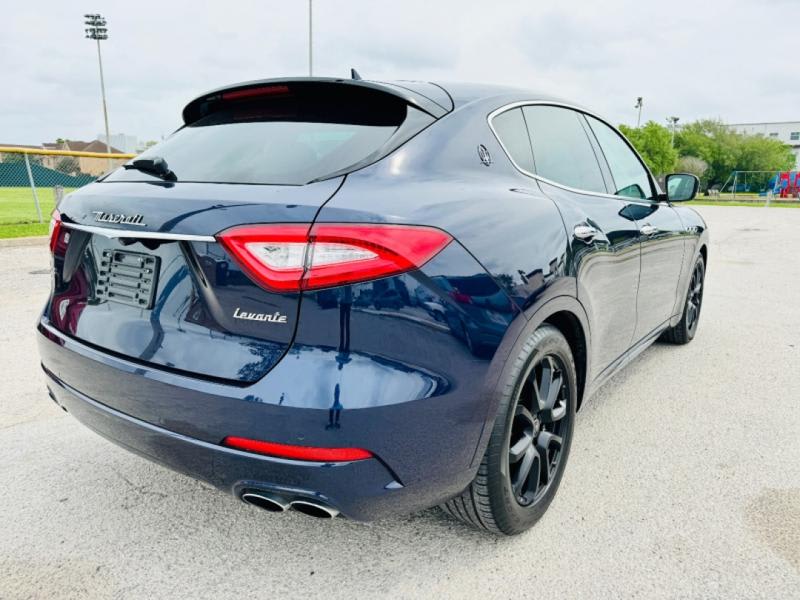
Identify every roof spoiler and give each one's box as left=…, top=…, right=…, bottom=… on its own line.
left=182, top=77, right=451, bottom=125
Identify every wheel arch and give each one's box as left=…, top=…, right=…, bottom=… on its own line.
left=468, top=293, right=591, bottom=468
left=482, top=294, right=591, bottom=429
left=541, top=310, right=588, bottom=410
left=516, top=295, right=591, bottom=410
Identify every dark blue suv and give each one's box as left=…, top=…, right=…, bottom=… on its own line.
left=38, top=78, right=707, bottom=534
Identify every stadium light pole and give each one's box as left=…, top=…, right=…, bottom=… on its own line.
left=635, top=97, right=643, bottom=128
left=667, top=116, right=680, bottom=147
left=308, top=0, right=313, bottom=76
left=85, top=13, right=112, bottom=169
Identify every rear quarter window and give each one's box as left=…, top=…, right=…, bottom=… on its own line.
left=491, top=108, right=535, bottom=173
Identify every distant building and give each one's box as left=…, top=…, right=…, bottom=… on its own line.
left=136, top=140, right=159, bottom=153
left=57, top=140, right=127, bottom=176
left=0, top=143, right=63, bottom=171
left=0, top=143, right=41, bottom=160
left=1, top=140, right=129, bottom=177
left=729, top=121, right=800, bottom=169
left=97, top=133, right=138, bottom=154
left=0, top=143, right=55, bottom=169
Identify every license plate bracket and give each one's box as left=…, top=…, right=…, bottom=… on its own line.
left=96, top=249, right=160, bottom=309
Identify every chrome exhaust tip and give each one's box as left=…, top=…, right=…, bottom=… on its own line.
left=241, top=491, right=290, bottom=513
left=289, top=499, right=339, bottom=519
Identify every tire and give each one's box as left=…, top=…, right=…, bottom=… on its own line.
left=660, top=255, right=705, bottom=345
left=442, top=324, right=577, bottom=535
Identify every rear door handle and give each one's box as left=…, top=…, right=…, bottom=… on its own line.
left=639, top=223, right=659, bottom=236
left=573, top=224, right=598, bottom=243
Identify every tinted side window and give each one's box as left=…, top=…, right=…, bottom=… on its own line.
left=522, top=106, right=606, bottom=193
left=491, top=108, right=535, bottom=173
left=586, top=115, right=653, bottom=199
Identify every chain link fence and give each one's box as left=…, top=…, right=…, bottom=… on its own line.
left=0, top=146, right=134, bottom=236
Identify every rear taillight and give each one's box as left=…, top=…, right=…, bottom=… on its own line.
left=221, top=436, right=373, bottom=462
left=48, top=210, right=62, bottom=253
left=216, top=223, right=452, bottom=292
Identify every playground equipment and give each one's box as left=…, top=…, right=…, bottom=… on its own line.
left=718, top=170, right=800, bottom=199
left=770, top=171, right=800, bottom=198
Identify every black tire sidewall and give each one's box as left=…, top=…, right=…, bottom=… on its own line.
left=487, top=325, right=577, bottom=534
left=685, top=257, right=705, bottom=340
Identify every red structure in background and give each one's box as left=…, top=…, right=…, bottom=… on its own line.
left=777, top=171, right=800, bottom=198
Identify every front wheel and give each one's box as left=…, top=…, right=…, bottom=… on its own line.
left=441, top=324, right=576, bottom=535
left=660, top=255, right=705, bottom=344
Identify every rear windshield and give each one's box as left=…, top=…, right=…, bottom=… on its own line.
left=104, top=85, right=433, bottom=185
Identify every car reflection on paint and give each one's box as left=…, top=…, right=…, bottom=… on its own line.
left=373, top=289, right=403, bottom=311
left=429, top=274, right=515, bottom=357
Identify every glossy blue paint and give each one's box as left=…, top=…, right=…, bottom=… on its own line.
left=36, top=77, right=709, bottom=520
left=38, top=238, right=515, bottom=516
left=47, top=224, right=300, bottom=382
left=316, top=95, right=572, bottom=316
left=58, top=178, right=344, bottom=235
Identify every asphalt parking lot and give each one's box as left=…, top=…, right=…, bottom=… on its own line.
left=1, top=206, right=798, bottom=599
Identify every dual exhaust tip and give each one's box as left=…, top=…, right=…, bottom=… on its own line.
left=241, top=491, right=339, bottom=519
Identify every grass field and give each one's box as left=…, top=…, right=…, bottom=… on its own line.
left=0, top=187, right=59, bottom=224
left=0, top=222, right=50, bottom=238
left=1, top=186, right=799, bottom=240
left=0, top=187, right=62, bottom=239
left=687, top=199, right=800, bottom=208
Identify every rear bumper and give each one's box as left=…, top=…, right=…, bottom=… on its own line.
left=37, top=321, right=479, bottom=520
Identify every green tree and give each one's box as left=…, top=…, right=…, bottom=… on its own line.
left=675, top=119, right=739, bottom=187
left=676, top=156, right=709, bottom=181
left=736, top=134, right=795, bottom=173
left=674, top=119, right=795, bottom=187
left=619, top=121, right=678, bottom=176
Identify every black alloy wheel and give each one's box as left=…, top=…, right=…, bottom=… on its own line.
left=508, top=354, right=570, bottom=506
left=660, top=255, right=705, bottom=344
left=441, top=324, right=577, bottom=535
left=685, top=259, right=704, bottom=336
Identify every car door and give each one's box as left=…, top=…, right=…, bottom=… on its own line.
left=518, top=105, right=642, bottom=379
left=584, top=115, right=686, bottom=343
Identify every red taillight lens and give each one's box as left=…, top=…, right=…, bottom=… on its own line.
left=48, top=210, right=62, bottom=253
left=216, top=224, right=310, bottom=292
left=216, top=223, right=452, bottom=292
left=222, top=436, right=373, bottom=462
left=221, top=85, right=291, bottom=101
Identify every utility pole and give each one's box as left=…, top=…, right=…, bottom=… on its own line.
left=635, top=97, right=643, bottom=128
left=308, top=0, right=313, bottom=76
left=667, top=116, right=680, bottom=147
left=85, top=14, right=112, bottom=170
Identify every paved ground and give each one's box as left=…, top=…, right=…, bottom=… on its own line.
left=1, top=206, right=798, bottom=600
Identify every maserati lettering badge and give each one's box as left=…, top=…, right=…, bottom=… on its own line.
left=93, top=211, right=146, bottom=226
left=233, top=307, right=288, bottom=324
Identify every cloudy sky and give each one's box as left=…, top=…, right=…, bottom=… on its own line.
left=2, top=0, right=796, bottom=146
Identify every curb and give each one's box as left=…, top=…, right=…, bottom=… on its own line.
left=0, top=236, right=48, bottom=248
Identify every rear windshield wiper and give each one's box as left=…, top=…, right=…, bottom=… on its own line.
left=123, top=157, right=177, bottom=181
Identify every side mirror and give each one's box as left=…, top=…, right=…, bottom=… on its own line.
left=665, top=173, right=699, bottom=202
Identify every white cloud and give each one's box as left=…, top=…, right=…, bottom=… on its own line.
left=1, top=0, right=796, bottom=145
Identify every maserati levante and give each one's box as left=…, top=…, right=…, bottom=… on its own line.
left=38, top=77, right=707, bottom=534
